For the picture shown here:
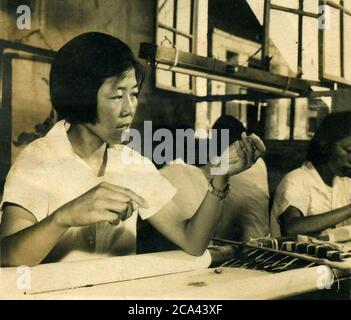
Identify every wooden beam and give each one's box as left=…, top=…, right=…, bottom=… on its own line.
left=192, top=93, right=284, bottom=102
left=340, top=0, right=345, bottom=78
left=0, top=39, right=56, bottom=57
left=0, top=54, right=12, bottom=190
left=139, top=43, right=310, bottom=95
left=158, top=23, right=193, bottom=39
left=3, top=51, right=53, bottom=64
left=262, top=0, right=271, bottom=71
left=270, top=4, right=320, bottom=18
left=297, top=0, right=304, bottom=78
left=321, top=73, right=351, bottom=86
left=325, top=0, right=351, bottom=16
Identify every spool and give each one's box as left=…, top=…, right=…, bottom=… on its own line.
left=296, top=243, right=309, bottom=254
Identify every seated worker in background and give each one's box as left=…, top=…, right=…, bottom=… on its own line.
left=160, top=115, right=270, bottom=242
left=0, top=32, right=266, bottom=267
left=271, top=111, right=351, bottom=238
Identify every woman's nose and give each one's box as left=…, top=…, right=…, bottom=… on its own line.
left=121, top=95, right=136, bottom=117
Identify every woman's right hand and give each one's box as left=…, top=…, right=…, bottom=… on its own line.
left=52, top=182, right=148, bottom=228
left=209, top=132, right=266, bottom=176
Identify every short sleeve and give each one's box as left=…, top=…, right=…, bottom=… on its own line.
left=0, top=143, right=49, bottom=222
left=271, top=170, right=310, bottom=221
left=160, top=161, right=208, bottom=219
left=136, top=163, right=177, bottom=220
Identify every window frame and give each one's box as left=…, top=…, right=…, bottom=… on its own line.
left=155, top=0, right=198, bottom=95
left=319, top=0, right=351, bottom=85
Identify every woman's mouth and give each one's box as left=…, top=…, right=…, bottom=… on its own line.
left=116, top=124, right=130, bottom=130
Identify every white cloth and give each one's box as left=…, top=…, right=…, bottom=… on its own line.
left=0, top=120, right=176, bottom=261
left=160, top=158, right=270, bottom=241
left=271, top=161, right=351, bottom=237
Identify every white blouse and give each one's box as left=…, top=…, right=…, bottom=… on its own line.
left=0, top=121, right=176, bottom=261
left=271, top=161, right=351, bottom=237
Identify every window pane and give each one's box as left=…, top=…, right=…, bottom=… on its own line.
left=175, top=33, right=192, bottom=88
left=271, top=0, right=299, bottom=10
left=177, top=0, right=192, bottom=34
left=176, top=34, right=191, bottom=51
left=304, top=0, right=319, bottom=14
left=302, top=17, right=319, bottom=80
left=175, top=35, right=192, bottom=90
left=158, top=0, right=174, bottom=26
left=157, top=27, right=174, bottom=46
left=156, top=69, right=173, bottom=87
left=344, top=1, right=351, bottom=11
left=270, top=11, right=299, bottom=74
left=324, top=7, right=341, bottom=77
left=175, top=73, right=191, bottom=90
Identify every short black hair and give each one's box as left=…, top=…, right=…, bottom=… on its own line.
left=50, top=32, right=144, bottom=124
left=211, top=115, right=248, bottom=157
left=306, top=111, right=351, bottom=165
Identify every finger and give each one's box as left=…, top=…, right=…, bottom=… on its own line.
left=124, top=202, right=134, bottom=220
left=120, top=189, right=150, bottom=209
left=101, top=189, right=132, bottom=203
left=231, top=141, right=246, bottom=162
left=106, top=200, right=129, bottom=220
left=96, top=198, right=128, bottom=218
left=249, top=134, right=266, bottom=161
left=99, top=211, right=121, bottom=226
left=100, top=183, right=149, bottom=208
left=106, top=200, right=135, bottom=222
left=241, top=132, right=255, bottom=164
left=249, top=134, right=266, bottom=154
left=116, top=202, right=133, bottom=221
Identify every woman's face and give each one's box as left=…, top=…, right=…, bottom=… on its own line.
left=85, top=68, right=139, bottom=145
left=328, top=136, right=351, bottom=177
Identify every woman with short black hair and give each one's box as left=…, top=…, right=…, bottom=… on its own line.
left=271, top=111, right=351, bottom=237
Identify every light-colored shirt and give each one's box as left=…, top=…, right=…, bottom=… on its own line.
left=160, top=158, right=270, bottom=241
left=0, top=121, right=176, bottom=262
left=271, top=161, right=351, bottom=237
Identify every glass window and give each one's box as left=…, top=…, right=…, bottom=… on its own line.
left=324, top=7, right=341, bottom=77
left=156, top=0, right=197, bottom=94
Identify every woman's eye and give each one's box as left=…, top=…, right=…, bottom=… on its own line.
left=110, top=96, right=123, bottom=100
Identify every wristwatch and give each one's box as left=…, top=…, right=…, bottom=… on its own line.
left=208, top=178, right=231, bottom=200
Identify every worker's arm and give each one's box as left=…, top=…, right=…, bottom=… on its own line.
left=148, top=133, right=266, bottom=256
left=0, top=204, right=68, bottom=267
left=0, top=182, right=147, bottom=267
left=280, top=204, right=351, bottom=237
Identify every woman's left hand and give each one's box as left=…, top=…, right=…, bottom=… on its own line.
left=211, top=132, right=266, bottom=176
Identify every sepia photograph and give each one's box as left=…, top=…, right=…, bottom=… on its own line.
left=0, top=0, right=350, bottom=304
